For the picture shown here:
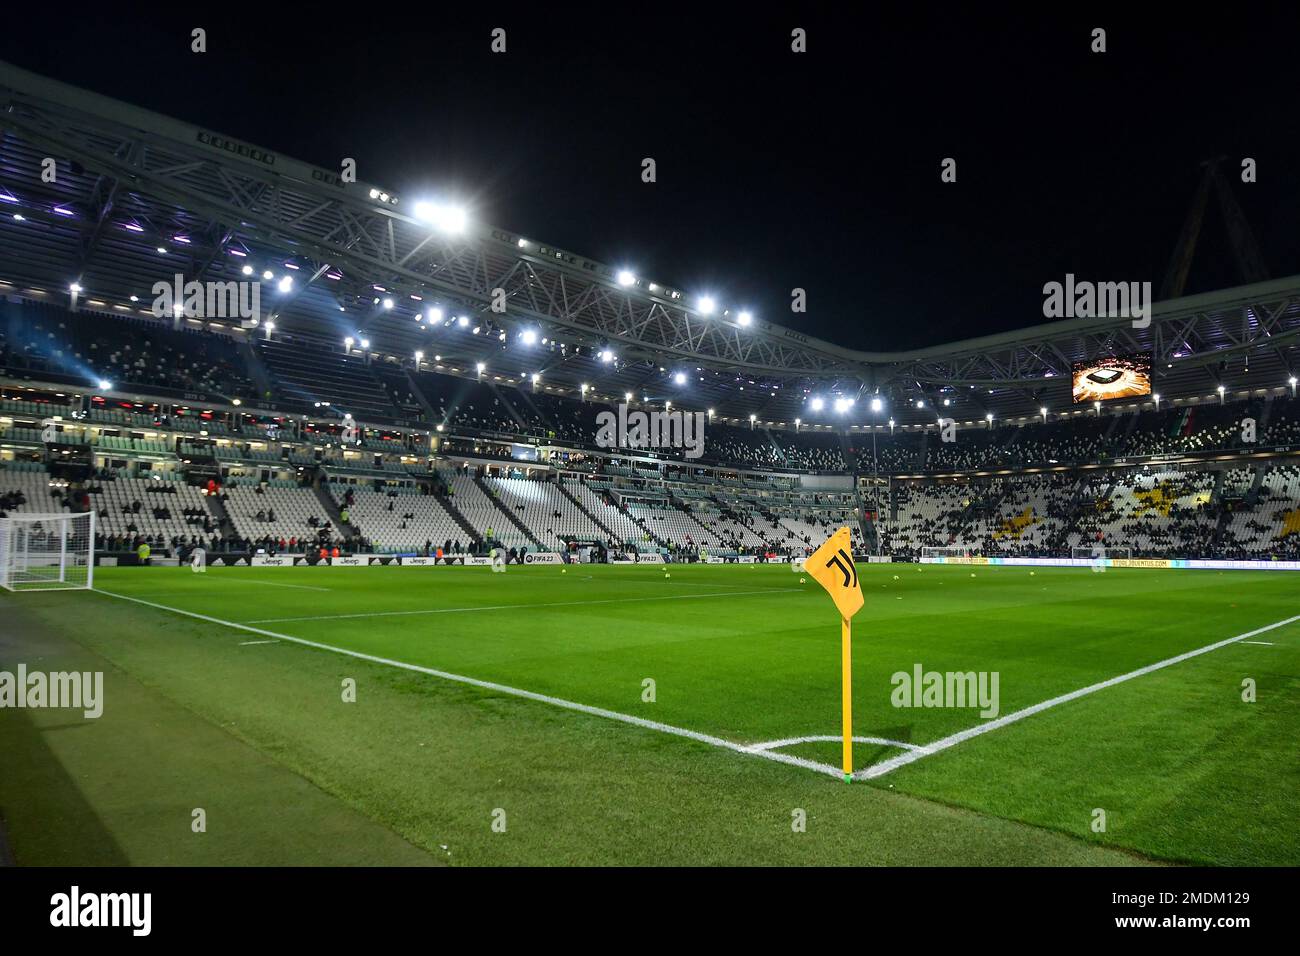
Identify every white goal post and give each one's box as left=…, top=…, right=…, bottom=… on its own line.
left=0, top=512, right=95, bottom=591
left=921, top=545, right=979, bottom=560
left=1071, top=546, right=1132, bottom=560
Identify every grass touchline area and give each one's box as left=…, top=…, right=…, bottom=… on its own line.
left=4, top=562, right=1296, bottom=865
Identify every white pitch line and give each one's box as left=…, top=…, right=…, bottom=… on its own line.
left=92, top=589, right=844, bottom=780
left=238, top=639, right=280, bottom=646
left=242, top=588, right=802, bottom=624
left=1241, top=641, right=1275, bottom=645
left=746, top=734, right=922, bottom=753
left=856, top=613, right=1300, bottom=781
left=226, top=579, right=332, bottom=592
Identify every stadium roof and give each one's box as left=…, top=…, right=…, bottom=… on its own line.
left=3, top=58, right=1299, bottom=428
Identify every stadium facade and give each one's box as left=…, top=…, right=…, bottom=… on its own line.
left=2, top=59, right=1299, bottom=566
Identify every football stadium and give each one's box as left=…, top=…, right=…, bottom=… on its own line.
left=0, top=14, right=1297, bottom=913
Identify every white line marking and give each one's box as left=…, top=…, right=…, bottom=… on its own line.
left=92, top=589, right=844, bottom=780
left=1241, top=641, right=1275, bottom=645
left=856, top=613, right=1300, bottom=781
left=227, top=579, right=331, bottom=592
left=242, top=588, right=801, bottom=624
left=746, top=734, right=922, bottom=753
left=238, top=639, right=280, bottom=646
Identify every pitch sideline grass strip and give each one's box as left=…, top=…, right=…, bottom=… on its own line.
left=856, top=612, right=1300, bottom=781
left=241, top=587, right=802, bottom=624
left=93, top=588, right=846, bottom=779
left=94, top=588, right=1299, bottom=784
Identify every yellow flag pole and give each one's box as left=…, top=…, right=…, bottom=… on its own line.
left=841, top=615, right=852, bottom=782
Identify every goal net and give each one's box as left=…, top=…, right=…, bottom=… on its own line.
left=1071, top=546, right=1131, bottom=560
left=0, top=512, right=95, bottom=591
left=921, top=545, right=979, bottom=560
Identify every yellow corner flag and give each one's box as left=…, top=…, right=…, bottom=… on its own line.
left=806, top=527, right=864, bottom=782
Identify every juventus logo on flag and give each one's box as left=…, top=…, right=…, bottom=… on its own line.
left=807, top=527, right=864, bottom=620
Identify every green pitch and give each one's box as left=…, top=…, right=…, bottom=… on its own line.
left=1, top=562, right=1296, bottom=865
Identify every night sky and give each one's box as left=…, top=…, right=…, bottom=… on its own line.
left=6, top=6, right=1300, bottom=352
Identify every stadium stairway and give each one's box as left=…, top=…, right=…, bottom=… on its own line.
left=314, top=480, right=353, bottom=540
left=437, top=490, right=484, bottom=549
left=838, top=431, right=859, bottom=471
left=473, top=475, right=542, bottom=549
left=402, top=368, right=439, bottom=422
left=555, top=481, right=619, bottom=540
left=204, top=488, right=237, bottom=543
left=238, top=337, right=275, bottom=405
left=1245, top=463, right=1267, bottom=505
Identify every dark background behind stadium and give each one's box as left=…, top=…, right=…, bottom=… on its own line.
left=6, top=6, right=1300, bottom=351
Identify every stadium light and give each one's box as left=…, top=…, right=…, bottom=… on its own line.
left=794, top=417, right=801, bottom=430
left=1094, top=400, right=1102, bottom=415
left=97, top=379, right=112, bottom=391
left=737, top=311, right=753, bottom=327
left=279, top=276, right=294, bottom=293
left=749, top=413, right=757, bottom=429
left=1217, top=384, right=1226, bottom=404
left=834, top=397, right=853, bottom=414
left=413, top=200, right=467, bottom=233
left=810, top=397, right=825, bottom=412
left=1040, top=406, right=1048, bottom=422
left=262, top=270, right=274, bottom=281
left=476, top=362, right=486, bottom=375
left=616, top=269, right=636, bottom=287
left=870, top=397, right=883, bottom=413
left=888, top=418, right=895, bottom=431
left=625, top=392, right=633, bottom=402
left=916, top=400, right=925, bottom=409
left=986, top=412, right=994, bottom=426
left=428, top=308, right=443, bottom=323
left=600, top=350, right=615, bottom=363
left=344, top=336, right=354, bottom=349
left=381, top=297, right=393, bottom=309
left=69, top=283, right=82, bottom=293
left=521, top=329, right=537, bottom=346
left=698, top=296, right=716, bottom=315
left=241, top=264, right=253, bottom=276
left=531, top=372, right=540, bottom=384
left=674, top=371, right=687, bottom=385
left=457, top=315, right=470, bottom=328
left=359, top=338, right=370, bottom=349
left=1290, top=376, right=1298, bottom=397
left=707, top=408, right=715, bottom=418
left=414, top=350, right=424, bottom=363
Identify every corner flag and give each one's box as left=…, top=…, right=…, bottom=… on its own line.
left=806, top=527, right=864, bottom=782
left=806, top=526, right=863, bottom=620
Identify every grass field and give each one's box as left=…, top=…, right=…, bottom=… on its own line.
left=1, top=561, right=1296, bottom=866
